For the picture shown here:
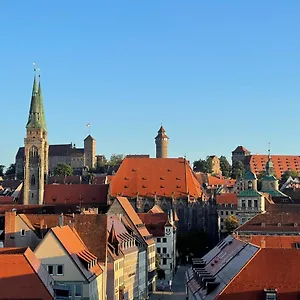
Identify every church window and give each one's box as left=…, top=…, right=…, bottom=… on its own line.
left=31, top=175, right=36, bottom=186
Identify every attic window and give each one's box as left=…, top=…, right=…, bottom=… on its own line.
left=124, top=177, right=129, bottom=180
left=132, top=169, right=136, bottom=172
left=142, top=177, right=147, bottom=180
left=160, top=185, right=164, bottom=188
left=176, top=185, right=181, bottom=188
left=124, top=185, right=129, bottom=188
left=52, top=197, right=56, bottom=202
left=167, top=169, right=171, bottom=172
left=142, top=185, right=147, bottom=188
left=277, top=223, right=281, bottom=227
left=295, top=243, right=300, bottom=249
left=176, top=177, right=180, bottom=180
left=261, top=222, right=265, bottom=227
left=160, top=177, right=164, bottom=180
left=264, top=288, right=277, bottom=300
left=294, top=223, right=298, bottom=227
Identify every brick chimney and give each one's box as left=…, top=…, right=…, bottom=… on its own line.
left=4, top=211, right=17, bottom=247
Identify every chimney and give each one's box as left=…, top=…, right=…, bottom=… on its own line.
left=59, top=214, right=64, bottom=227
left=261, top=239, right=266, bottom=248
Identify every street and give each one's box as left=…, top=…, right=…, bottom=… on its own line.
left=150, top=265, right=189, bottom=300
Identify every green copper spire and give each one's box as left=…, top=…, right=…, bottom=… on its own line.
left=26, top=68, right=47, bottom=131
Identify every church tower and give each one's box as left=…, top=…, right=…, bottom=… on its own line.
left=155, top=125, right=169, bottom=158
left=23, top=69, right=48, bottom=205
left=261, top=149, right=279, bottom=191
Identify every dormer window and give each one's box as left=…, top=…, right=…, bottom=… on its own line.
left=264, top=288, right=277, bottom=300
left=294, top=223, right=298, bottom=227
left=277, top=223, right=281, bottom=227
left=261, top=222, right=265, bottom=227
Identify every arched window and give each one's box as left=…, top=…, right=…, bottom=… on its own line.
left=29, top=146, right=39, bottom=164
left=31, top=175, right=36, bottom=186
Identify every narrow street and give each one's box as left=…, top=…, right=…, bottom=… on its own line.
left=150, top=265, right=189, bottom=300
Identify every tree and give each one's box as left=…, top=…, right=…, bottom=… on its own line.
left=224, top=215, right=239, bottom=234
left=280, top=170, right=299, bottom=186
left=231, top=161, right=245, bottom=179
left=0, top=165, right=5, bottom=176
left=193, top=159, right=208, bottom=173
left=107, top=154, right=124, bottom=167
left=54, top=163, right=73, bottom=176
left=5, top=163, right=15, bottom=176
left=219, top=156, right=231, bottom=178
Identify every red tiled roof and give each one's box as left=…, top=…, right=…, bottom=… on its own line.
left=0, top=247, right=54, bottom=299
left=249, top=154, right=300, bottom=179
left=216, top=193, right=238, bottom=205
left=207, top=175, right=236, bottom=187
left=25, top=214, right=108, bottom=263
left=244, top=235, right=300, bottom=248
left=0, top=196, right=14, bottom=204
left=138, top=213, right=169, bottom=237
left=110, top=157, right=202, bottom=198
left=44, top=184, right=108, bottom=205
left=115, top=197, right=155, bottom=245
left=51, top=226, right=103, bottom=280
left=219, top=248, right=300, bottom=299
left=235, top=211, right=300, bottom=233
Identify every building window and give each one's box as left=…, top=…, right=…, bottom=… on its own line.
left=242, top=200, right=246, bottom=208
left=157, top=247, right=161, bottom=254
left=75, top=284, right=83, bottom=297
left=162, top=238, right=167, bottom=243
left=225, top=211, right=228, bottom=215
left=231, top=211, right=234, bottom=214
left=220, top=218, right=223, bottom=222
left=163, top=247, right=167, bottom=254
left=20, top=229, right=25, bottom=236
left=254, top=200, right=258, bottom=208
left=162, top=258, right=167, bottom=265
left=221, top=211, right=224, bottom=215
left=157, top=238, right=161, bottom=243
left=47, top=265, right=54, bottom=275
left=248, top=200, right=252, bottom=208
left=221, top=225, right=224, bottom=230
left=57, top=265, right=64, bottom=275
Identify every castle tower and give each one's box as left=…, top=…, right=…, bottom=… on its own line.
left=155, top=125, right=169, bottom=158
left=84, top=135, right=96, bottom=169
left=23, top=69, right=48, bottom=205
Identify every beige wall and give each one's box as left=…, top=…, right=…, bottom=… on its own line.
left=49, top=156, right=71, bottom=173
left=124, top=250, right=139, bottom=300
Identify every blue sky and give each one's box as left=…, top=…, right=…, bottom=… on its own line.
left=1, top=1, right=300, bottom=168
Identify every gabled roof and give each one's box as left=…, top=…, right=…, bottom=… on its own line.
left=110, top=157, right=203, bottom=198
left=44, top=184, right=109, bottom=205
left=148, top=204, right=164, bottom=214
left=0, top=247, right=54, bottom=299
left=114, top=197, right=155, bottom=245
left=216, top=193, right=237, bottom=205
left=49, top=225, right=103, bottom=281
left=207, top=175, right=236, bottom=187
left=138, top=212, right=170, bottom=237
left=232, top=146, right=250, bottom=154
left=25, top=214, right=108, bottom=263
left=249, top=154, right=300, bottom=179
left=235, top=211, right=300, bottom=234
left=219, top=248, right=300, bottom=299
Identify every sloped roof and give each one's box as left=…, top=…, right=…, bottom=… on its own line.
left=44, top=184, right=108, bottom=205
left=115, top=197, right=155, bottom=245
left=235, top=211, right=300, bottom=234
left=207, top=175, right=236, bottom=187
left=138, top=212, right=170, bottom=237
left=110, top=157, right=202, bottom=198
left=232, top=146, right=250, bottom=154
left=148, top=205, right=164, bottom=213
left=219, top=248, right=300, bottom=299
left=216, top=193, right=237, bottom=205
left=0, top=247, right=54, bottom=299
left=25, top=214, right=108, bottom=263
left=249, top=154, right=300, bottom=179
left=242, top=235, right=300, bottom=248
left=50, top=226, right=103, bottom=280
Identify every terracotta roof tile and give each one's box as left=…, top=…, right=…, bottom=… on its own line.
left=207, top=175, right=236, bottom=187
left=219, top=248, right=300, bottom=299
left=44, top=184, right=108, bottom=205
left=235, top=211, right=300, bottom=233
left=242, top=235, right=300, bottom=248
left=0, top=247, right=54, bottom=299
left=249, top=154, right=300, bottom=179
left=110, top=157, right=202, bottom=198
left=216, top=193, right=238, bottom=205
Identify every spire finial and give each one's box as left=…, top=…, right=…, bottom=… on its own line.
left=268, top=142, right=271, bottom=158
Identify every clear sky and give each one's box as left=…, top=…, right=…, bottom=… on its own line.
left=1, top=1, right=300, bottom=168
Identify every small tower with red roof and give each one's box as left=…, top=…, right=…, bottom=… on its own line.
left=155, top=125, right=169, bottom=158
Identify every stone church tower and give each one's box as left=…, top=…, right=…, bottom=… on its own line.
left=155, top=125, right=169, bottom=158
left=23, top=72, right=48, bottom=205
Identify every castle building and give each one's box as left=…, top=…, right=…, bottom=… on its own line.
left=155, top=126, right=169, bottom=158
left=84, top=135, right=96, bottom=169
left=23, top=72, right=48, bottom=205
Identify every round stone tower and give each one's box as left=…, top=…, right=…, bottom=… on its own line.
left=155, top=125, right=169, bottom=158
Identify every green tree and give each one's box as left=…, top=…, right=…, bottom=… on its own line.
left=280, top=170, right=299, bottom=186
left=54, top=163, right=73, bottom=176
left=0, top=165, right=5, bottom=176
left=5, top=164, right=15, bottom=176
left=193, top=159, right=209, bottom=173
left=108, top=154, right=124, bottom=167
left=224, top=215, right=239, bottom=233
left=219, top=156, right=231, bottom=178
left=231, top=161, right=245, bottom=179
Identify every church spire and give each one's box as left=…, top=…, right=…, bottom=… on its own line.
left=265, top=143, right=274, bottom=176
left=37, top=75, right=47, bottom=131
left=26, top=64, right=47, bottom=131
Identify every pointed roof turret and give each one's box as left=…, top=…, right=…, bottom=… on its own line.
left=155, top=125, right=169, bottom=139
left=26, top=67, right=47, bottom=131
left=264, top=146, right=277, bottom=181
